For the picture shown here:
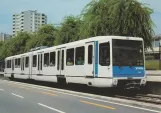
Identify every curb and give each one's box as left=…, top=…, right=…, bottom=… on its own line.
left=5, top=79, right=161, bottom=111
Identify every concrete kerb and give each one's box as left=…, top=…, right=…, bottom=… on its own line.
left=40, top=86, right=161, bottom=110
left=4, top=80, right=161, bottom=111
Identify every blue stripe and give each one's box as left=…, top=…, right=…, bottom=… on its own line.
left=95, top=41, right=98, bottom=77
left=113, top=66, right=145, bottom=78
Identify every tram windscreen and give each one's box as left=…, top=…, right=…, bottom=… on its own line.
left=112, top=39, right=144, bottom=66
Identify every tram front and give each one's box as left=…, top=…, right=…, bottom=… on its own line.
left=112, top=38, right=146, bottom=89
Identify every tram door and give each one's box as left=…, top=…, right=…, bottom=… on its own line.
left=38, top=53, right=43, bottom=75
left=21, top=56, right=25, bottom=74
left=12, top=59, right=14, bottom=71
left=85, top=42, right=95, bottom=77
left=57, top=48, right=65, bottom=76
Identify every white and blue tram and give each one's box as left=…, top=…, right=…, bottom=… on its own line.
left=4, top=36, right=146, bottom=88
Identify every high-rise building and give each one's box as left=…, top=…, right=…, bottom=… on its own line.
left=0, top=33, right=11, bottom=41
left=12, top=10, right=47, bottom=36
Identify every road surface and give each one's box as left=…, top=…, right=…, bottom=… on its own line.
left=0, top=79, right=160, bottom=113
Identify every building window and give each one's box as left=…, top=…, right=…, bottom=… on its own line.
left=25, top=57, right=29, bottom=68
left=66, top=48, right=74, bottom=66
left=50, top=52, right=56, bottom=66
left=44, top=53, right=49, bottom=67
left=88, top=45, right=93, bottom=64
left=33, top=55, right=37, bottom=67
left=75, top=46, right=85, bottom=65
left=99, top=42, right=110, bottom=66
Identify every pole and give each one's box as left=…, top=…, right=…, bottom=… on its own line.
left=159, top=40, right=161, bottom=70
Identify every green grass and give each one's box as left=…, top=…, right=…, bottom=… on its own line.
left=145, top=60, right=160, bottom=70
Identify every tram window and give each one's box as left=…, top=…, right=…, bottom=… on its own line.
left=17, top=58, right=20, bottom=68
left=99, top=42, right=110, bottom=66
left=75, top=46, right=85, bottom=65
left=66, top=48, right=74, bottom=66
left=25, top=57, right=29, bottom=67
left=57, top=51, right=60, bottom=70
left=7, top=60, right=9, bottom=68
left=50, top=52, right=55, bottom=66
left=88, top=45, right=93, bottom=64
left=7, top=60, right=11, bottom=68
left=33, top=55, right=37, bottom=67
left=5, top=61, right=6, bottom=69
left=7, top=61, right=8, bottom=68
left=44, top=53, right=49, bottom=67
left=15, top=59, right=17, bottom=68
left=61, top=50, right=64, bottom=70
left=10, top=60, right=12, bottom=68
left=9, top=60, right=11, bottom=68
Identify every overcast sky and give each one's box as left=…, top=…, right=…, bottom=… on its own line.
left=0, top=0, right=160, bottom=35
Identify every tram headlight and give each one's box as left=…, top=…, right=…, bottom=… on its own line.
left=141, top=78, right=146, bottom=85
left=112, top=79, right=118, bottom=86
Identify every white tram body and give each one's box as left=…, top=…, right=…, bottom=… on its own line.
left=4, top=36, right=146, bottom=88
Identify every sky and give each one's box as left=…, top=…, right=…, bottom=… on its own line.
left=0, top=0, right=160, bottom=35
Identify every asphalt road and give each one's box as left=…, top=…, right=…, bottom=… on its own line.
left=0, top=78, right=160, bottom=113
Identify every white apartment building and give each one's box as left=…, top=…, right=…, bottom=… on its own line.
left=13, top=10, right=47, bottom=36
left=0, top=33, right=11, bottom=41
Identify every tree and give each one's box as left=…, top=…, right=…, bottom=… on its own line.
left=0, top=32, right=31, bottom=59
left=25, top=24, right=56, bottom=51
left=81, top=0, right=154, bottom=48
left=80, top=0, right=110, bottom=38
left=54, top=15, right=83, bottom=45
left=0, top=41, right=4, bottom=60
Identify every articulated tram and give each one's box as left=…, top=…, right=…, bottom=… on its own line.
left=4, top=36, right=146, bottom=89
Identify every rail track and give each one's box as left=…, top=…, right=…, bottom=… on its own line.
left=115, top=94, right=161, bottom=104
